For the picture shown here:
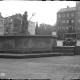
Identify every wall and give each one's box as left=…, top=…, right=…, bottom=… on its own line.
left=28, top=21, right=36, bottom=35
left=0, top=36, right=57, bottom=51
left=0, top=18, right=4, bottom=35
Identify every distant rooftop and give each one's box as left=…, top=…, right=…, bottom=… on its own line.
left=58, top=7, right=76, bottom=13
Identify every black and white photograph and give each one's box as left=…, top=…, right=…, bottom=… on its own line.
left=0, top=1, right=80, bottom=80
left=0, top=0, right=73, bottom=1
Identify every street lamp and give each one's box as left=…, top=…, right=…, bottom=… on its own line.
left=29, top=13, right=36, bottom=21
left=28, top=13, right=36, bottom=35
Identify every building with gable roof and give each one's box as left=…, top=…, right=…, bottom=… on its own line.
left=28, top=21, right=35, bottom=35
left=4, top=13, right=23, bottom=35
left=0, top=13, right=4, bottom=35
left=56, top=1, right=80, bottom=39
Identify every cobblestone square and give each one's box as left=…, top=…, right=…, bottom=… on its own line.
left=0, top=56, right=80, bottom=79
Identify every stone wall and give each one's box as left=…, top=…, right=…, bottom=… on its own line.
left=0, top=36, right=57, bottom=51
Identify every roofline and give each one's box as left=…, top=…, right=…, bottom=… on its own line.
left=57, top=7, right=76, bottom=13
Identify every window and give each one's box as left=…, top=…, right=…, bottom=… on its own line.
left=57, top=27, right=59, bottom=30
left=62, top=20, right=65, bottom=23
left=62, top=27, right=63, bottom=30
left=78, top=19, right=80, bottom=22
left=58, top=27, right=60, bottom=30
left=57, top=26, right=59, bottom=30
left=71, top=20, right=74, bottom=23
left=58, top=20, right=61, bottom=24
left=63, top=27, right=65, bottom=29
left=0, top=20, right=3, bottom=24
left=78, top=27, right=80, bottom=30
left=11, top=19, right=13, bottom=22
left=62, top=14, right=65, bottom=17
left=66, top=27, right=68, bottom=29
left=78, top=12, right=80, bottom=16
left=71, top=13, right=74, bottom=17
left=66, top=13, right=69, bottom=17
left=58, top=14, right=61, bottom=18
left=66, top=20, right=69, bottom=23
left=66, top=34, right=76, bottom=38
left=59, top=27, right=61, bottom=30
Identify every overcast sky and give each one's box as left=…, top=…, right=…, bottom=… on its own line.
left=0, top=1, right=76, bottom=25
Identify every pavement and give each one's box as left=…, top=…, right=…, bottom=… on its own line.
left=0, top=40, right=79, bottom=79
left=0, top=56, right=80, bottom=79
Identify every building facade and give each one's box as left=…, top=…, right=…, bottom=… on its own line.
left=4, top=16, right=13, bottom=35
left=28, top=21, right=35, bottom=35
left=4, top=13, right=22, bottom=35
left=0, top=13, right=4, bottom=35
left=56, top=2, right=80, bottom=39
